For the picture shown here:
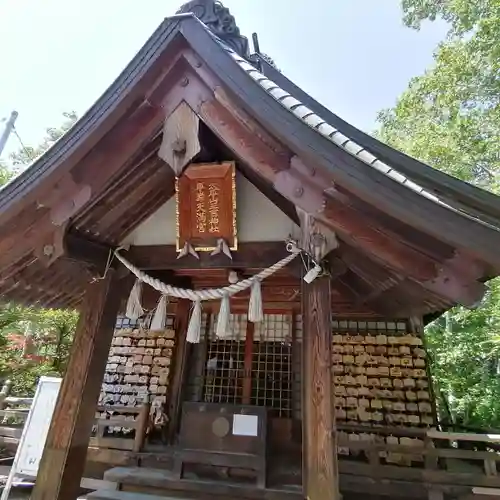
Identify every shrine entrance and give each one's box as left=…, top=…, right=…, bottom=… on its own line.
left=4, top=2, right=497, bottom=498
left=179, top=312, right=303, bottom=486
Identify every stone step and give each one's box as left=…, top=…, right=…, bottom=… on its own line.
left=103, top=467, right=303, bottom=500
left=86, top=490, right=185, bottom=500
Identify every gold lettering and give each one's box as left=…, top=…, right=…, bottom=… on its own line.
left=195, top=182, right=206, bottom=233
left=196, top=182, right=205, bottom=202
left=208, top=183, right=220, bottom=233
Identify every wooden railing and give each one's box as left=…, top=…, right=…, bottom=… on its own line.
left=336, top=424, right=500, bottom=496
left=0, top=380, right=151, bottom=454
left=0, top=380, right=32, bottom=447
left=90, top=403, right=151, bottom=452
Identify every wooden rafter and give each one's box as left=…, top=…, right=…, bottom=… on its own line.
left=172, top=64, right=485, bottom=308
left=0, top=18, right=496, bottom=322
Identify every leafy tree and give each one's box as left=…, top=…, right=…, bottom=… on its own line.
left=8, top=111, right=77, bottom=167
left=0, top=308, right=78, bottom=395
left=0, top=160, right=17, bottom=187
left=377, top=0, right=500, bottom=428
left=379, top=1, right=500, bottom=190
left=0, top=113, right=79, bottom=395
left=0, top=111, right=77, bottom=184
left=426, top=282, right=500, bottom=428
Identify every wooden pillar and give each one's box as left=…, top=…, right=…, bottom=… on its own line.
left=167, top=298, right=191, bottom=443
left=242, top=321, right=255, bottom=405
left=302, top=275, right=339, bottom=500
left=32, top=271, right=128, bottom=500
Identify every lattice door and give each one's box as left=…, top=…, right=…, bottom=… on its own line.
left=252, top=315, right=293, bottom=418
left=202, top=314, right=246, bottom=404
left=199, top=313, right=300, bottom=417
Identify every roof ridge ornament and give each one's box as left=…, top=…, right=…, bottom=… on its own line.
left=177, top=0, right=250, bottom=60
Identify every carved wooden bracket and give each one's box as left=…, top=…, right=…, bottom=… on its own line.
left=37, top=175, right=91, bottom=227
left=34, top=224, right=68, bottom=267
left=158, top=101, right=201, bottom=176
left=273, top=157, right=343, bottom=257
left=424, top=265, right=486, bottom=308
left=297, top=208, right=339, bottom=263
left=274, top=169, right=325, bottom=215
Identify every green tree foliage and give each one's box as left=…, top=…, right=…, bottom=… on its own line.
left=426, top=282, right=500, bottom=429
left=0, top=307, right=78, bottom=395
left=0, top=160, right=17, bottom=186
left=8, top=111, right=77, bottom=167
left=0, top=111, right=77, bottom=180
left=379, top=1, right=500, bottom=190
left=0, top=113, right=79, bottom=395
left=377, top=1, right=500, bottom=428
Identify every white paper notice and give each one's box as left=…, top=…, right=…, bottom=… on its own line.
left=232, top=414, right=258, bottom=437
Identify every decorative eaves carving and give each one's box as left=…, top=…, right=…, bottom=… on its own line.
left=177, top=0, right=250, bottom=60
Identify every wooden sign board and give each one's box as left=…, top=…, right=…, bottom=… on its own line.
left=176, top=162, right=237, bottom=252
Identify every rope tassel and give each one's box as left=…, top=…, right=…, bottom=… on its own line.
left=126, top=279, right=144, bottom=320
left=216, top=293, right=231, bottom=338
left=248, top=279, right=263, bottom=323
left=187, top=300, right=202, bottom=344
left=150, top=295, right=168, bottom=331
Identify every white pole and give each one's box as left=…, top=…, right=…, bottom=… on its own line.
left=0, top=111, right=19, bottom=158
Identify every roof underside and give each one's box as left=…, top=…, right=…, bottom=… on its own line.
left=1, top=7, right=500, bottom=319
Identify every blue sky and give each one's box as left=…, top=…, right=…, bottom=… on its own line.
left=0, top=0, right=447, bottom=158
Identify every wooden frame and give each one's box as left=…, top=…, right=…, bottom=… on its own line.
left=176, top=162, right=237, bottom=252
left=177, top=401, right=267, bottom=488
left=89, top=403, right=150, bottom=453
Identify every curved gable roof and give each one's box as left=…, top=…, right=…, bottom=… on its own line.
left=0, top=5, right=499, bottom=315
left=177, top=16, right=500, bottom=266
left=254, top=55, right=500, bottom=225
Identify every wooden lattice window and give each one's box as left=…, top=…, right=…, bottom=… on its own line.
left=252, top=316, right=293, bottom=417
left=203, top=314, right=246, bottom=405
left=200, top=313, right=297, bottom=418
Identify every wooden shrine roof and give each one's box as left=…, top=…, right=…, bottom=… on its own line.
left=1, top=1, right=500, bottom=319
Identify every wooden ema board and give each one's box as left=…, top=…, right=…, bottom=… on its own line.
left=331, top=328, right=433, bottom=427
left=331, top=321, right=434, bottom=466
left=1, top=377, right=62, bottom=500
left=176, top=162, right=236, bottom=251
left=98, top=317, right=176, bottom=436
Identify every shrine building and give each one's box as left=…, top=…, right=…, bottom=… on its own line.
left=2, top=1, right=500, bottom=499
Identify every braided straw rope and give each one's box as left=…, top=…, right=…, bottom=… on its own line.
left=114, top=241, right=300, bottom=302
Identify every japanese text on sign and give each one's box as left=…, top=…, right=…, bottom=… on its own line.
left=195, top=182, right=221, bottom=235
left=196, top=182, right=206, bottom=233
left=208, top=183, right=220, bottom=233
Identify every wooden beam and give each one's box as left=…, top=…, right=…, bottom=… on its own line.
left=64, top=231, right=113, bottom=275
left=31, top=271, right=132, bottom=500
left=0, top=100, right=163, bottom=270
left=242, top=321, right=255, bottom=405
left=167, top=298, right=191, bottom=444
left=179, top=64, right=485, bottom=308
left=88, top=158, right=174, bottom=239
left=302, top=275, right=339, bottom=500
left=197, top=91, right=436, bottom=279
left=125, top=242, right=292, bottom=271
